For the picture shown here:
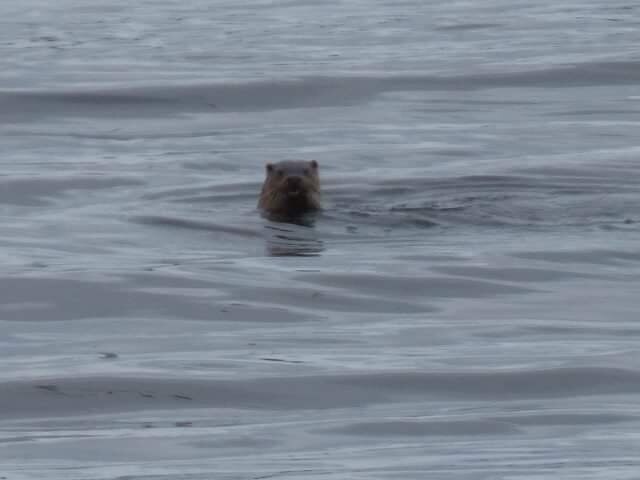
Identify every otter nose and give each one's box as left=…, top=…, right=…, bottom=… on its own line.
left=286, top=176, right=302, bottom=190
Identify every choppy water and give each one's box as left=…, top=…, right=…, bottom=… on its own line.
left=2, top=0, right=640, bottom=478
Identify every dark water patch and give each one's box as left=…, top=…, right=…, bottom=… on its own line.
left=0, top=376, right=365, bottom=418
left=321, top=205, right=442, bottom=231
left=295, top=272, right=534, bottom=299
left=0, top=90, right=185, bottom=122
left=142, top=181, right=259, bottom=201
left=373, top=173, right=636, bottom=196
left=133, top=215, right=260, bottom=238
left=392, top=204, right=638, bottom=230
left=0, top=276, right=302, bottom=323
left=202, top=282, right=433, bottom=314
left=6, top=129, right=233, bottom=142
left=0, top=78, right=379, bottom=121
left=345, top=171, right=640, bottom=229
left=99, top=352, right=118, bottom=360
left=335, top=367, right=640, bottom=400
left=0, top=176, right=144, bottom=206
left=181, top=158, right=247, bottom=171
left=517, top=161, right=640, bottom=178
left=189, top=436, right=276, bottom=450
left=432, top=266, right=603, bottom=283
left=3, top=367, right=640, bottom=418
left=213, top=301, right=319, bottom=324
left=435, top=22, right=503, bottom=31
left=122, top=273, right=219, bottom=289
left=394, top=254, right=470, bottom=263
left=546, top=109, right=640, bottom=116
left=430, top=148, right=477, bottom=158
left=172, top=193, right=256, bottom=204
left=524, top=324, right=640, bottom=338
left=390, top=60, right=640, bottom=90
left=0, top=238, right=113, bottom=257
left=324, top=419, right=520, bottom=437
left=599, top=220, right=639, bottom=231
left=512, top=249, right=640, bottom=266
left=490, top=413, right=636, bottom=426
left=427, top=98, right=539, bottom=106
left=260, top=357, right=304, bottom=364
left=4, top=60, right=640, bottom=120
left=0, top=433, right=95, bottom=444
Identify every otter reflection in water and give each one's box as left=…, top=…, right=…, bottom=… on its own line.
left=258, top=160, right=323, bottom=256
left=263, top=219, right=324, bottom=256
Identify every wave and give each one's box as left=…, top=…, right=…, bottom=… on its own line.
left=327, top=165, right=640, bottom=229
left=2, top=367, right=639, bottom=418
left=2, top=60, right=639, bottom=120
left=0, top=176, right=143, bottom=206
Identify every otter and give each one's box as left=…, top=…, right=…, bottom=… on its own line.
left=258, top=160, right=321, bottom=217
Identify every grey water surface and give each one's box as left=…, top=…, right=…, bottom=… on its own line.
left=2, top=0, right=640, bottom=478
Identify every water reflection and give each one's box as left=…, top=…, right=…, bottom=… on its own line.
left=263, top=214, right=324, bottom=256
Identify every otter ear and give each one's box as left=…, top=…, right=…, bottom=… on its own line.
left=266, top=163, right=274, bottom=173
left=310, top=160, right=318, bottom=169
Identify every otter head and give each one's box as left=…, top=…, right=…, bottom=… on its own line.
left=259, top=160, right=321, bottom=216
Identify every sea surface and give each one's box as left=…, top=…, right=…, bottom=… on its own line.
left=2, top=0, right=640, bottom=478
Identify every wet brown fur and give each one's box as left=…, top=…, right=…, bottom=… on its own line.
left=258, top=160, right=321, bottom=215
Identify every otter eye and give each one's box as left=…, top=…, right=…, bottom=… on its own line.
left=277, top=169, right=285, bottom=177
left=303, top=168, right=310, bottom=176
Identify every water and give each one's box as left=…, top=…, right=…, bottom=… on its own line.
left=2, top=0, right=640, bottom=478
